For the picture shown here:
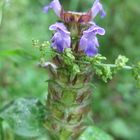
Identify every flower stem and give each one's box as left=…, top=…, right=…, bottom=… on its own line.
left=75, top=60, right=133, bottom=70
left=95, top=63, right=133, bottom=70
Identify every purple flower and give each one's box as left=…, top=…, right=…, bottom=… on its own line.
left=79, top=24, right=105, bottom=56
left=43, top=0, right=62, bottom=17
left=49, top=22, right=71, bottom=52
left=44, top=0, right=106, bottom=57
left=43, top=0, right=106, bottom=23
left=91, top=0, right=106, bottom=19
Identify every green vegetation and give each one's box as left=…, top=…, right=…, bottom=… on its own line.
left=0, top=0, right=140, bottom=139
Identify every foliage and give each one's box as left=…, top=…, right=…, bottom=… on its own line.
left=0, top=98, right=46, bottom=138
left=0, top=0, right=140, bottom=140
left=79, top=126, right=113, bottom=140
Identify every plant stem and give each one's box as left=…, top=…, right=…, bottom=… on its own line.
left=75, top=60, right=133, bottom=70
left=96, top=63, right=133, bottom=70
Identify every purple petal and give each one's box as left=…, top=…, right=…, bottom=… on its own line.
left=79, top=36, right=99, bottom=57
left=55, top=39, right=64, bottom=52
left=83, top=24, right=105, bottom=36
left=94, top=36, right=99, bottom=47
left=49, top=22, right=70, bottom=35
left=50, top=22, right=71, bottom=52
left=43, top=0, right=62, bottom=17
left=91, top=0, right=106, bottom=19
left=79, top=36, right=87, bottom=50
left=43, top=6, right=50, bottom=13
left=85, top=41, right=98, bottom=57
left=79, top=24, right=105, bottom=57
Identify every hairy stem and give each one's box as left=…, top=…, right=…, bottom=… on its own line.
left=96, top=63, right=133, bottom=70
left=75, top=60, right=133, bottom=70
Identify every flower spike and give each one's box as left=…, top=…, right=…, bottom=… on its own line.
left=44, top=0, right=106, bottom=56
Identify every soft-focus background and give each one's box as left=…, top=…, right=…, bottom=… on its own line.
left=0, top=0, right=140, bottom=139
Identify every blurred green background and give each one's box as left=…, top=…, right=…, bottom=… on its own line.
left=0, top=0, right=140, bottom=140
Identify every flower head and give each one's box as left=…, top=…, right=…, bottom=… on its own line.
left=44, top=0, right=106, bottom=57
left=49, top=22, right=71, bottom=52
left=43, top=0, right=106, bottom=23
left=79, top=24, right=105, bottom=56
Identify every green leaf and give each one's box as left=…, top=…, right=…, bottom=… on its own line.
left=65, top=48, right=75, bottom=61
left=109, top=119, right=133, bottom=139
left=72, top=64, right=80, bottom=74
left=79, top=126, right=114, bottom=140
left=0, top=98, right=46, bottom=137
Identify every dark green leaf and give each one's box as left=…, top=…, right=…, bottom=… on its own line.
left=109, top=119, right=133, bottom=139
left=79, top=126, right=114, bottom=140
left=0, top=98, right=46, bottom=137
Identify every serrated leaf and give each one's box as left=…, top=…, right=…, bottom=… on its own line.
left=0, top=98, right=46, bottom=137
left=79, top=126, right=114, bottom=140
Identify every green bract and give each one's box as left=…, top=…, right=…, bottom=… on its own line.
left=115, top=55, right=129, bottom=70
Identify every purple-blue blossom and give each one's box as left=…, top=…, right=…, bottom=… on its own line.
left=49, top=22, right=71, bottom=52
left=79, top=24, right=105, bottom=56
left=91, top=0, right=106, bottom=18
left=43, top=0, right=61, bottom=17
left=44, top=0, right=106, bottom=57
left=43, top=0, right=106, bottom=22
